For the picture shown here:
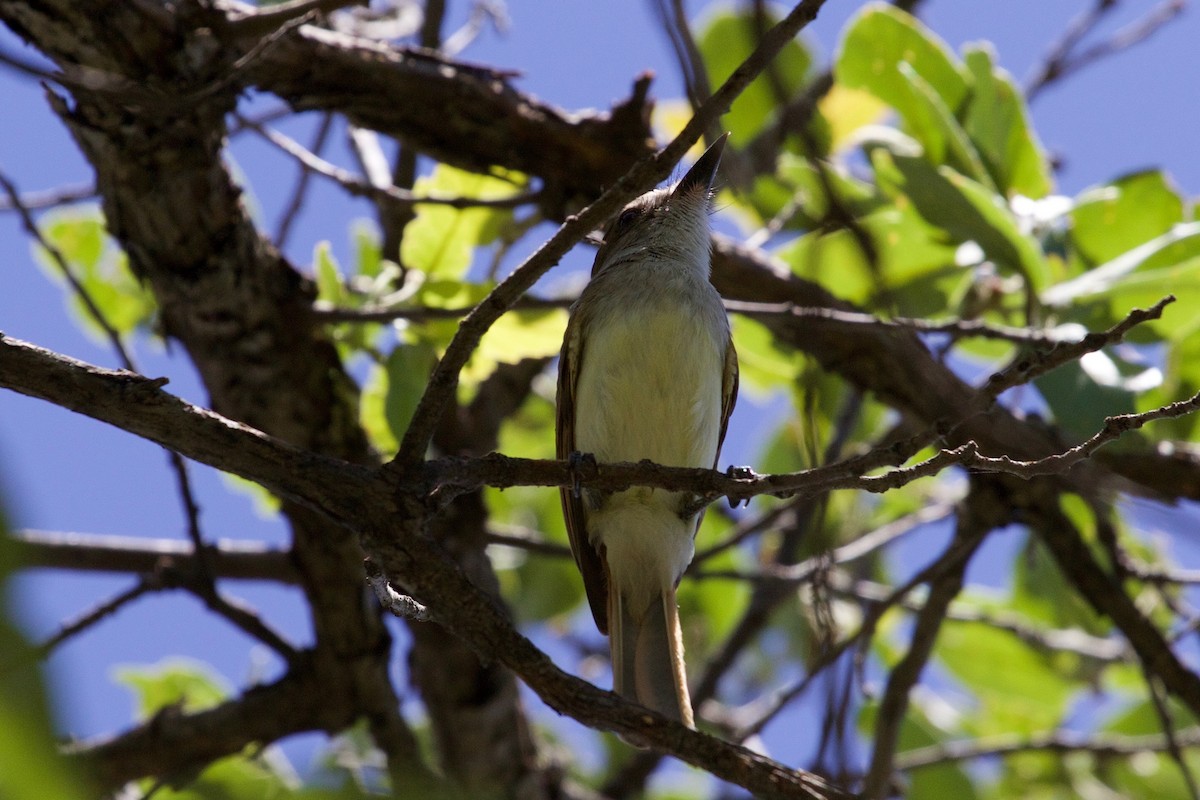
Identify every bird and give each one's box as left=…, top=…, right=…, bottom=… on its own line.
left=556, top=134, right=738, bottom=729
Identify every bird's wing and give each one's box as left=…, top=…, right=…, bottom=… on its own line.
left=713, top=334, right=740, bottom=467
left=557, top=311, right=610, bottom=634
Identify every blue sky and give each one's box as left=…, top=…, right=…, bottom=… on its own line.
left=2, top=0, right=1199, bottom=782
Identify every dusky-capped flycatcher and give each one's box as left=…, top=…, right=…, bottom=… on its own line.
left=557, top=134, right=739, bottom=728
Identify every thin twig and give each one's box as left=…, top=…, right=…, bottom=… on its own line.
left=1142, top=668, right=1200, bottom=800
left=11, top=529, right=298, bottom=583
left=1026, top=0, right=1186, bottom=102
left=415, top=386, right=1200, bottom=504
left=0, top=181, right=96, bottom=212
left=310, top=294, right=568, bottom=323
left=276, top=112, right=334, bottom=247
left=24, top=578, right=159, bottom=663
left=898, top=727, right=1200, bottom=771
left=0, top=170, right=135, bottom=370
left=223, top=0, right=367, bottom=38
left=240, top=116, right=539, bottom=209
left=726, top=301, right=1095, bottom=344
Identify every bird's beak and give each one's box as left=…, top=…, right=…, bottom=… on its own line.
left=672, top=132, right=729, bottom=199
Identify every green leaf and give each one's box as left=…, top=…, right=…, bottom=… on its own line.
left=836, top=3, right=968, bottom=133
left=221, top=473, right=283, bottom=518
left=1071, top=171, right=1185, bottom=267
left=1, top=516, right=92, bottom=800
left=115, top=657, right=231, bottom=719
left=148, top=750, right=300, bottom=800
left=1099, top=697, right=1200, bottom=800
left=1011, top=528, right=1108, bottom=637
left=895, top=61, right=993, bottom=187
left=859, top=694, right=979, bottom=800
left=961, top=45, right=1051, bottom=199
left=35, top=210, right=156, bottom=340
left=1043, top=223, right=1200, bottom=336
left=353, top=220, right=384, bottom=280
left=938, top=605, right=1073, bottom=734
left=818, top=83, right=890, bottom=152
left=400, top=165, right=522, bottom=279
left=463, top=308, right=568, bottom=388
left=1034, top=357, right=1137, bottom=442
left=314, top=240, right=345, bottom=305
left=886, top=154, right=1050, bottom=290
left=1139, top=328, right=1200, bottom=440
left=510, top=551, right=585, bottom=623
left=745, top=152, right=881, bottom=232
left=679, top=528, right=751, bottom=651
left=730, top=315, right=803, bottom=396
left=697, top=6, right=812, bottom=142
left=360, top=343, right=437, bottom=454
left=775, top=203, right=960, bottom=310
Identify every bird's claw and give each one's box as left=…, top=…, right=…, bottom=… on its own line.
left=725, top=464, right=756, bottom=508
left=568, top=451, right=597, bottom=499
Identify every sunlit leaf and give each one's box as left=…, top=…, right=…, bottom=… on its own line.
left=115, top=657, right=231, bottom=720
left=34, top=210, right=156, bottom=340
left=962, top=45, right=1052, bottom=199
left=400, top=164, right=522, bottom=279
left=895, top=61, right=992, bottom=187
left=885, top=154, right=1050, bottom=290
left=819, top=83, right=889, bottom=152
left=463, top=308, right=567, bottom=388
left=938, top=608, right=1073, bottom=734
left=1071, top=171, right=1185, bottom=267
left=359, top=342, right=437, bottom=453
left=696, top=6, right=813, bottom=143
left=314, top=240, right=344, bottom=305
left=836, top=3, right=968, bottom=132
left=730, top=315, right=803, bottom=396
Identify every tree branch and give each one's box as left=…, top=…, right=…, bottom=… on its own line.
left=11, top=530, right=299, bottom=583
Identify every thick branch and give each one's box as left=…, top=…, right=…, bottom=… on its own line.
left=12, top=530, right=298, bottom=584
left=220, top=0, right=656, bottom=212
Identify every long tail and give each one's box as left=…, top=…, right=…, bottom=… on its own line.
left=611, top=585, right=695, bottom=728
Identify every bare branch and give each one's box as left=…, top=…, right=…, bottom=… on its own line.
left=25, top=578, right=159, bottom=663
left=0, top=180, right=95, bottom=211
left=1026, top=0, right=1186, bottom=102
left=0, top=170, right=134, bottom=371
left=11, top=529, right=299, bottom=583
left=310, top=294, right=569, bottom=323
left=223, top=0, right=367, bottom=38
left=897, top=726, right=1200, bottom=771
left=726, top=300, right=1101, bottom=344
left=241, top=114, right=541, bottom=210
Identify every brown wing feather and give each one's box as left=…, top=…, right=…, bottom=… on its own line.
left=557, top=311, right=610, bottom=634
left=713, top=335, right=739, bottom=468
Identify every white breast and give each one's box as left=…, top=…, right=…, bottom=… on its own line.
left=574, top=304, right=724, bottom=471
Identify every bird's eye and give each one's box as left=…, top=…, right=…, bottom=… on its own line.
left=616, top=208, right=641, bottom=229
